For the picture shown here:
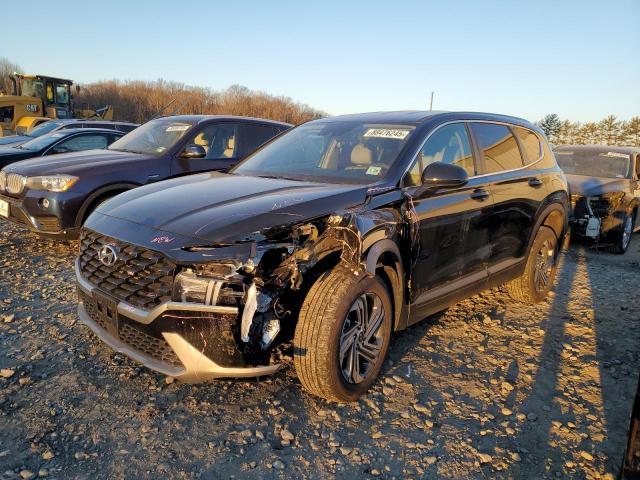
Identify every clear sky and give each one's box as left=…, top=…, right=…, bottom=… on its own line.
left=2, top=0, right=638, bottom=122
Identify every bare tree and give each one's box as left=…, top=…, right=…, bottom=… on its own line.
left=75, top=79, right=326, bottom=125
left=0, top=57, right=21, bottom=95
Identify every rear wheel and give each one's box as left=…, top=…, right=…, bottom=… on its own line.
left=506, top=226, right=558, bottom=304
left=605, top=211, right=634, bottom=254
left=293, top=266, right=392, bottom=402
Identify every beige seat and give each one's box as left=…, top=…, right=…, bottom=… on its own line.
left=223, top=137, right=235, bottom=158
left=193, top=132, right=210, bottom=155
left=346, top=143, right=373, bottom=169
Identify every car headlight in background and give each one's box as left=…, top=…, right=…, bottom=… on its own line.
left=25, top=174, right=78, bottom=192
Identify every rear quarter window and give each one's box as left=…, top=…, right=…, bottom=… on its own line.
left=513, top=127, right=541, bottom=164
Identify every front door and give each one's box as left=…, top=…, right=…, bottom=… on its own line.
left=173, top=123, right=240, bottom=174
left=404, top=122, right=492, bottom=320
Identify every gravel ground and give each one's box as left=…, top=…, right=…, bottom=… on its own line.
left=0, top=222, right=639, bottom=480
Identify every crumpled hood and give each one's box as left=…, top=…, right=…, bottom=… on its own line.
left=89, top=172, right=369, bottom=245
left=566, top=174, right=630, bottom=197
left=2, top=149, right=152, bottom=176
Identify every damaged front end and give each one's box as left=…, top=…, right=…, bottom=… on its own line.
left=75, top=208, right=394, bottom=382
left=570, top=192, right=625, bottom=241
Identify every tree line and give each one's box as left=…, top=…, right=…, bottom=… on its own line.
left=538, top=113, right=640, bottom=147
left=0, top=57, right=325, bottom=125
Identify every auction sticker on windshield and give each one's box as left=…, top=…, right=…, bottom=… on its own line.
left=364, top=128, right=410, bottom=140
left=166, top=125, right=190, bottom=132
left=0, top=199, right=8, bottom=218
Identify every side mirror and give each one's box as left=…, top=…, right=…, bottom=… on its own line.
left=180, top=144, right=206, bottom=159
left=416, top=162, right=469, bottom=196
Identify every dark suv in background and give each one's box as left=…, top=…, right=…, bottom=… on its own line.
left=555, top=145, right=640, bottom=254
left=75, top=111, right=568, bottom=402
left=0, top=115, right=290, bottom=239
left=0, top=119, right=138, bottom=146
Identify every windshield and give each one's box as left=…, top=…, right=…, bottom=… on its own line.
left=233, top=121, right=415, bottom=184
left=556, top=150, right=631, bottom=179
left=20, top=78, right=44, bottom=98
left=108, top=118, right=193, bottom=155
left=18, top=132, right=65, bottom=151
left=27, top=121, right=64, bottom=138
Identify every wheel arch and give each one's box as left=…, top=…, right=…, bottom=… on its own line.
left=364, top=238, right=405, bottom=331
left=75, top=182, right=140, bottom=226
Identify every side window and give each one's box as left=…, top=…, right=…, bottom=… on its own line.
left=513, top=127, right=541, bottom=164
left=471, top=123, right=524, bottom=174
left=404, top=123, right=474, bottom=186
left=55, top=84, right=69, bottom=105
left=187, top=124, right=238, bottom=160
left=49, top=134, right=109, bottom=154
left=635, top=154, right=640, bottom=179
left=240, top=124, right=279, bottom=157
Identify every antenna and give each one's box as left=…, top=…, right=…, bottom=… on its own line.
left=429, top=91, right=435, bottom=111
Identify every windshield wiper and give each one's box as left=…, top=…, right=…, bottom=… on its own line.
left=110, top=148, right=144, bottom=154
left=256, top=174, right=303, bottom=181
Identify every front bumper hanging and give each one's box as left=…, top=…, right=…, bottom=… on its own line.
left=75, top=259, right=280, bottom=382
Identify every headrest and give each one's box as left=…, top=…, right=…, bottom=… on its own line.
left=351, top=144, right=373, bottom=165
left=226, top=137, right=235, bottom=149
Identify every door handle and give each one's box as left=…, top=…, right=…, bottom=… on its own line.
left=528, top=177, right=543, bottom=188
left=470, top=188, right=490, bottom=201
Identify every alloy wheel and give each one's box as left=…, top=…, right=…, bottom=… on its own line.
left=622, top=216, right=633, bottom=250
left=533, top=239, right=556, bottom=293
left=339, top=293, right=386, bottom=384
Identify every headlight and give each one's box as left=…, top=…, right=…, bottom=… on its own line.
left=0, top=171, right=6, bottom=192
left=173, top=270, right=243, bottom=306
left=173, top=271, right=217, bottom=304
left=25, top=174, right=78, bottom=192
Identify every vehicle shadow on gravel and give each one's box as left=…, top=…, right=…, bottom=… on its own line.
left=508, top=245, right=638, bottom=479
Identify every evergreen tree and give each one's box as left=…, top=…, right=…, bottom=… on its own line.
left=538, top=114, right=562, bottom=141
left=625, top=117, right=640, bottom=146
left=597, top=115, right=621, bottom=145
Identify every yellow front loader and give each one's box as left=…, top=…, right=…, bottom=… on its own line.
left=0, top=73, right=113, bottom=137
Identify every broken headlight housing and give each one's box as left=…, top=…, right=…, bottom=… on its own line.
left=173, top=270, right=242, bottom=306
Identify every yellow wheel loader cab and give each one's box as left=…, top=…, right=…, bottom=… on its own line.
left=0, top=73, right=113, bottom=136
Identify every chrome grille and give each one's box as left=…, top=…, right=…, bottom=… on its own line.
left=79, top=229, right=176, bottom=309
left=0, top=171, right=6, bottom=192
left=6, top=173, right=26, bottom=195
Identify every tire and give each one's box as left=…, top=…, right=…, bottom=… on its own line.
left=506, top=226, right=559, bottom=304
left=82, top=195, right=116, bottom=225
left=293, top=266, right=392, bottom=402
left=604, top=211, right=634, bottom=255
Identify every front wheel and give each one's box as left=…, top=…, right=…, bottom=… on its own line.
left=506, top=226, right=559, bottom=304
left=605, top=211, right=634, bottom=255
left=293, top=267, right=392, bottom=402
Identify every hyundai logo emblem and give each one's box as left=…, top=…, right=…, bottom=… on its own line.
left=97, top=244, right=118, bottom=267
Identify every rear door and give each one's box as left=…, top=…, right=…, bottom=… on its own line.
left=404, top=122, right=493, bottom=320
left=237, top=124, right=282, bottom=159
left=469, top=122, right=547, bottom=275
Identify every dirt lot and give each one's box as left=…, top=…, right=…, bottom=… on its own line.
left=0, top=223, right=639, bottom=480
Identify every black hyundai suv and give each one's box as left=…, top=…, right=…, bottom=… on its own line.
left=0, top=115, right=290, bottom=239
left=75, top=111, right=569, bottom=402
